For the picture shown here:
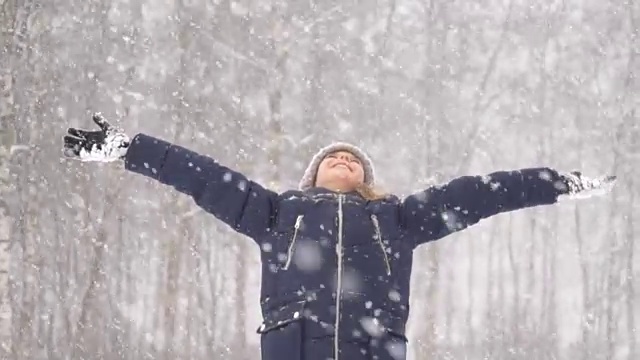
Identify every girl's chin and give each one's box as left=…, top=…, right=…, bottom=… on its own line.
left=333, top=174, right=355, bottom=182
left=332, top=168, right=353, bottom=176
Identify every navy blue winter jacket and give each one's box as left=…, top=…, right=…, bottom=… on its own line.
left=124, top=134, right=569, bottom=360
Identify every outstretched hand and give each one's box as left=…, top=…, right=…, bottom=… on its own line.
left=560, top=171, right=617, bottom=200
left=63, top=113, right=130, bottom=162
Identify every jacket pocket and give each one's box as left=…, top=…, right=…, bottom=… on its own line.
left=258, top=301, right=306, bottom=360
left=369, top=330, right=408, bottom=360
left=257, top=300, right=306, bottom=334
left=385, top=329, right=408, bottom=343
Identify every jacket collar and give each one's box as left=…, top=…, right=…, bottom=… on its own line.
left=304, top=187, right=358, bottom=196
left=303, top=187, right=365, bottom=203
left=298, top=187, right=398, bottom=212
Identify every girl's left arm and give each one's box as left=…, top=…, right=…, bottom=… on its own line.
left=400, top=167, right=615, bottom=246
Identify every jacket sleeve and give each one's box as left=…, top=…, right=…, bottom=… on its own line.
left=401, top=167, right=567, bottom=246
left=123, top=133, right=277, bottom=240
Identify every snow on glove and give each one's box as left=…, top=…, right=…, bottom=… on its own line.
left=559, top=171, right=617, bottom=200
left=63, top=113, right=130, bottom=162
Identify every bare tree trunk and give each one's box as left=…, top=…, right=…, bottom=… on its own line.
left=484, top=221, right=499, bottom=357
left=0, top=1, right=17, bottom=352
left=605, top=136, right=622, bottom=360
left=8, top=1, right=49, bottom=357
left=465, top=224, right=476, bottom=352
left=575, top=198, right=593, bottom=357
left=622, top=5, right=638, bottom=356
left=304, top=0, right=325, bottom=149
left=0, top=1, right=26, bottom=356
left=205, top=230, right=221, bottom=352
left=624, top=174, right=636, bottom=360
left=443, top=257, right=454, bottom=344
left=623, top=125, right=638, bottom=359
left=496, top=223, right=506, bottom=352
left=265, top=2, right=288, bottom=191
left=163, top=236, right=181, bottom=358
left=507, top=212, right=520, bottom=350
left=547, top=161, right=560, bottom=359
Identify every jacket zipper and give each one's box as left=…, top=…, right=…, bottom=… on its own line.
left=371, top=214, right=392, bottom=276
left=334, top=194, right=345, bottom=360
left=283, top=215, right=304, bottom=270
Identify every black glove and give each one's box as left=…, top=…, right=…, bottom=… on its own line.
left=560, top=171, right=617, bottom=199
left=63, top=113, right=130, bottom=162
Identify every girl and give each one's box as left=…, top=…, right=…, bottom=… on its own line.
left=63, top=114, right=615, bottom=360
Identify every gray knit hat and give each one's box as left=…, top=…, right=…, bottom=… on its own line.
left=298, top=142, right=375, bottom=191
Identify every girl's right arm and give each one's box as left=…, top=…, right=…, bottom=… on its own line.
left=124, top=133, right=278, bottom=240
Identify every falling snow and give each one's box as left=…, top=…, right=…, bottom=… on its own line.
left=1, top=1, right=635, bottom=360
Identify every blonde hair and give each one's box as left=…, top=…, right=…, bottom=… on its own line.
left=356, top=183, right=388, bottom=201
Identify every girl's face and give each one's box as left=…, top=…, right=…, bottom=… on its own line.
left=314, top=151, right=365, bottom=192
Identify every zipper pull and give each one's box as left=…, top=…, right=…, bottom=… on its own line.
left=283, top=215, right=304, bottom=270
left=371, top=214, right=392, bottom=276
left=371, top=215, right=380, bottom=239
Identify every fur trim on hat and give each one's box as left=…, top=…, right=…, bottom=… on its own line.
left=299, top=142, right=375, bottom=191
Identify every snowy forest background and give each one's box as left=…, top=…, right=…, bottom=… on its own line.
left=0, top=0, right=638, bottom=359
